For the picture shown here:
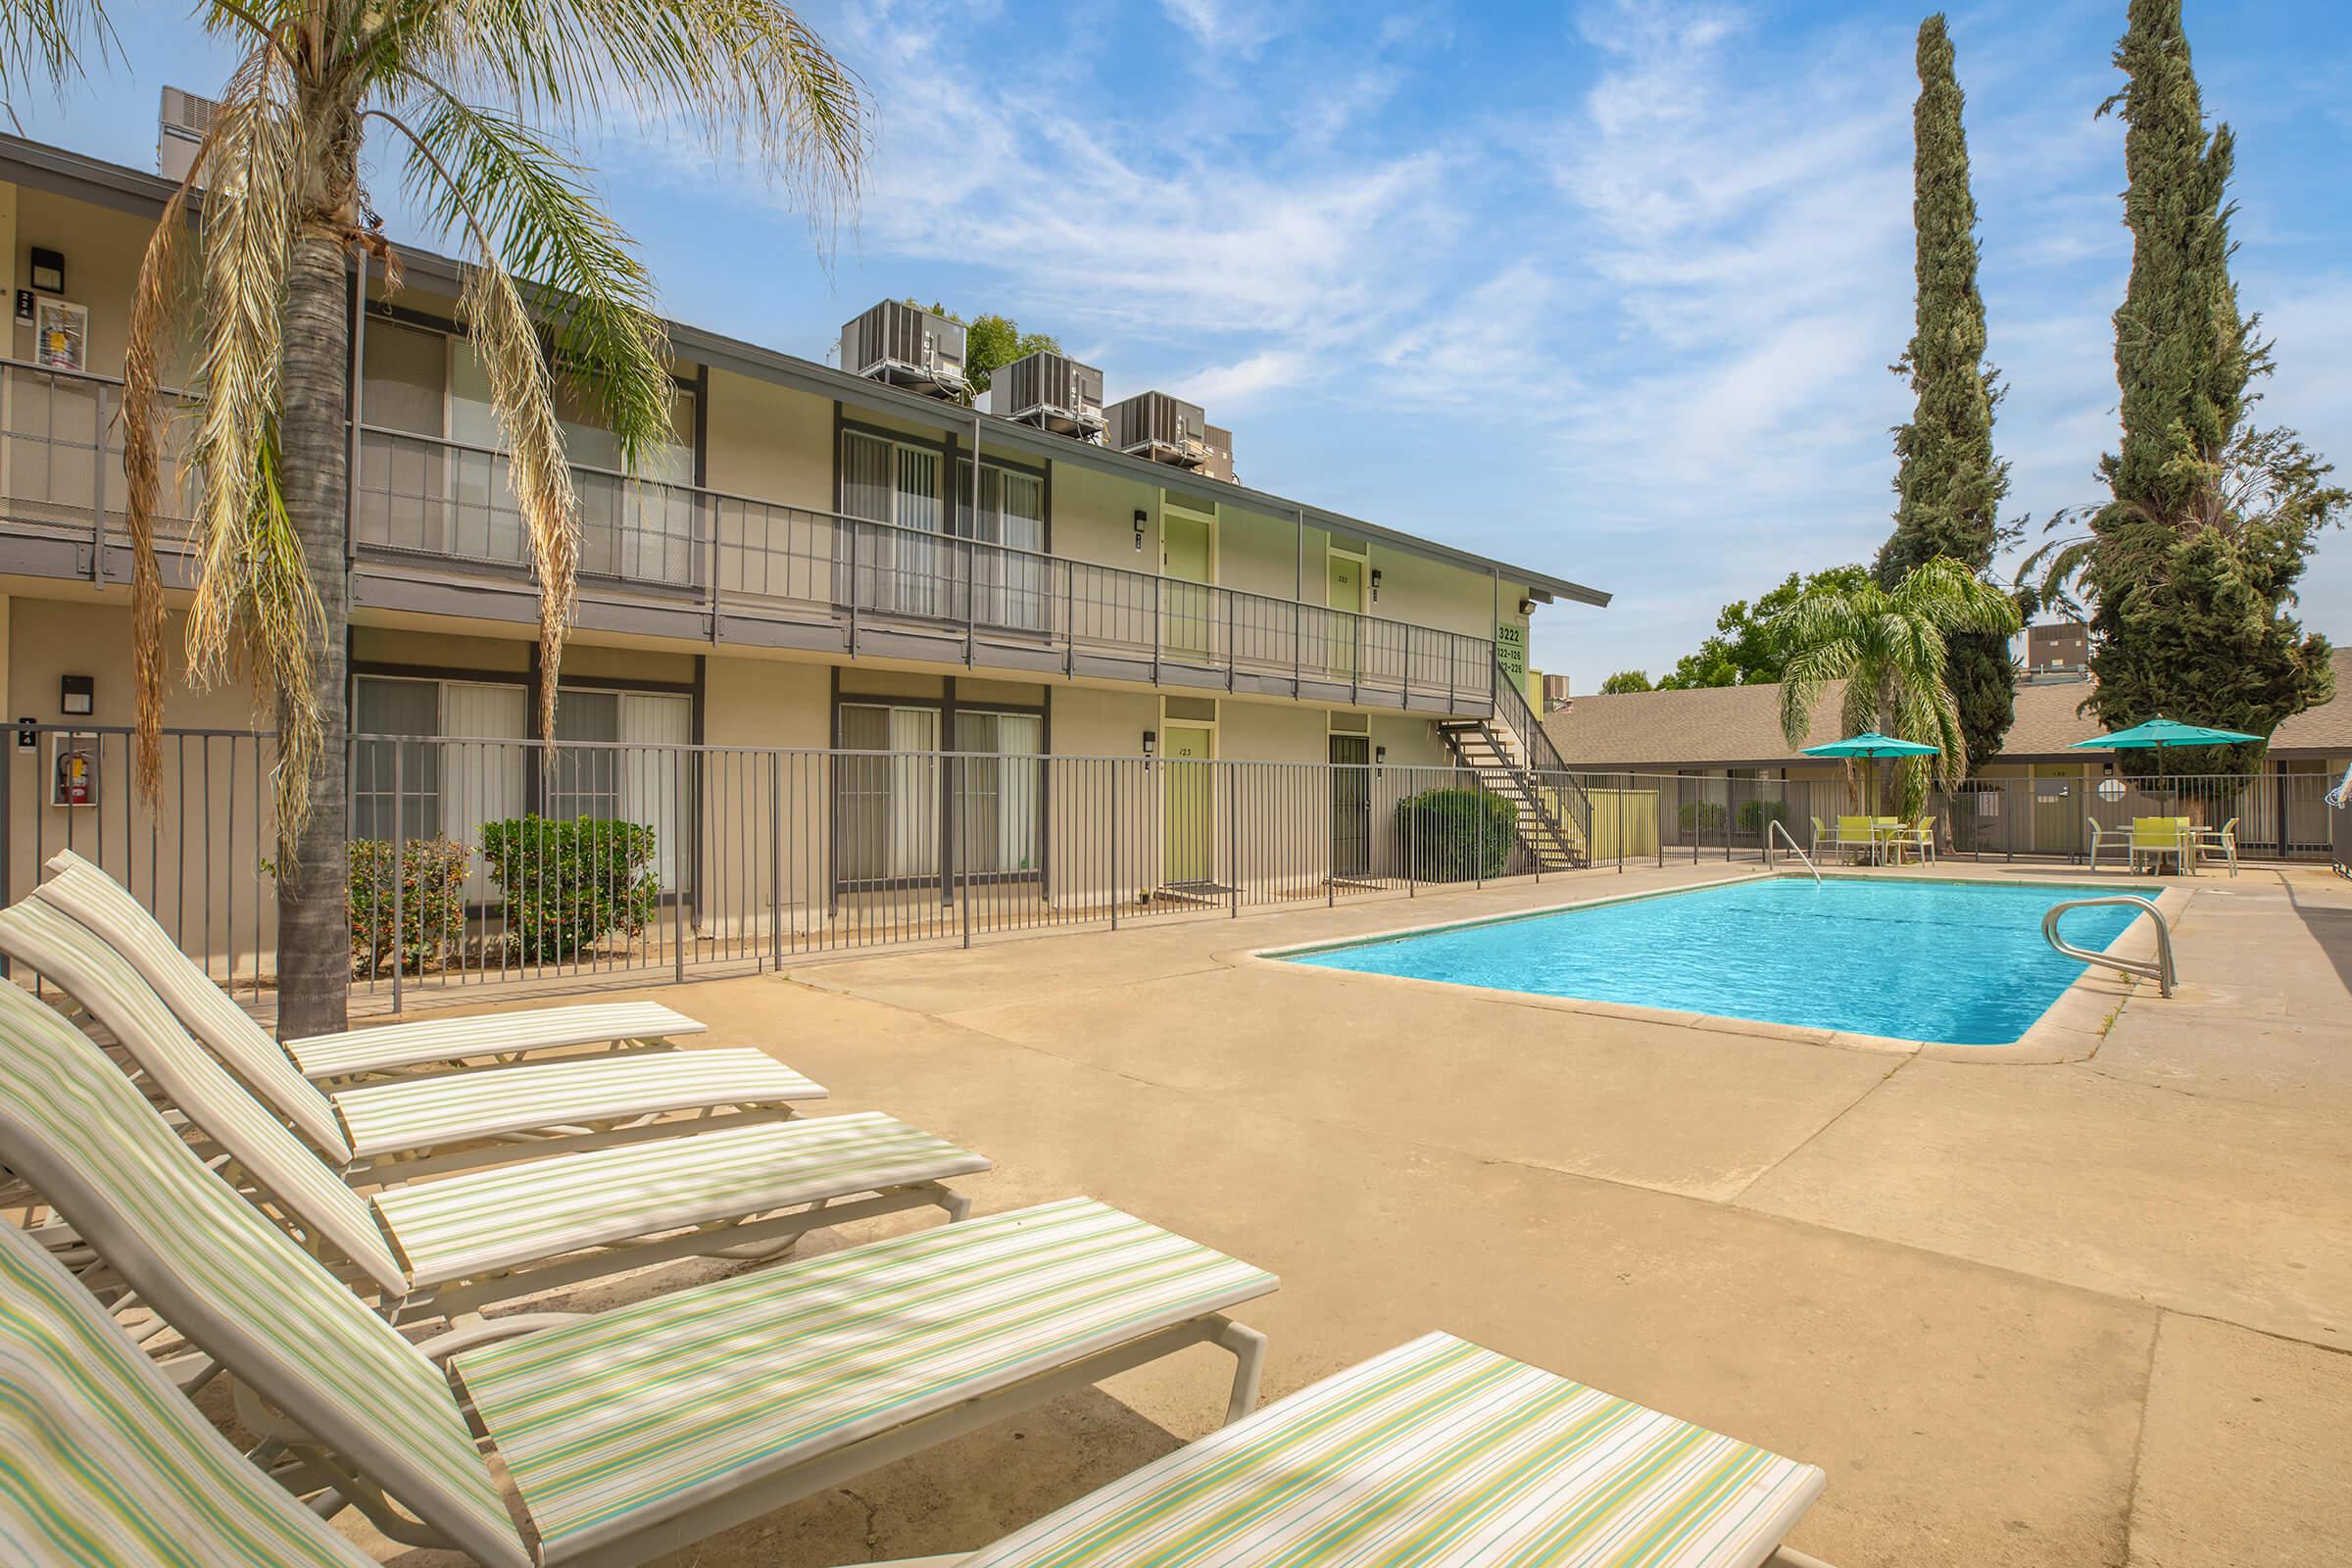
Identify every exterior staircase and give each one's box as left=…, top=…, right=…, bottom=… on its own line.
left=1440, top=661, right=1590, bottom=870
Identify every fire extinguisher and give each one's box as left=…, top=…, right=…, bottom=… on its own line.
left=55, top=743, right=94, bottom=806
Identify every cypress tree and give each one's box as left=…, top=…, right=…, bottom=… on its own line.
left=2076, top=0, right=2340, bottom=775
left=1877, top=15, right=2015, bottom=771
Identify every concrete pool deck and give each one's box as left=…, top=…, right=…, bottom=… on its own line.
left=336, top=858, right=2352, bottom=1568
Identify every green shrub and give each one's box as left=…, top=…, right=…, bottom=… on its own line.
left=1737, top=799, right=1792, bottom=835
left=1677, top=800, right=1729, bottom=836
left=345, top=837, right=471, bottom=977
left=478, top=815, right=660, bottom=963
left=1396, top=787, right=1518, bottom=882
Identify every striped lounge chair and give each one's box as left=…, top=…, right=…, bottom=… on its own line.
left=878, top=1332, right=1833, bottom=1568
left=41, top=849, right=703, bottom=1082
left=0, top=888, right=820, bottom=1182
left=0, top=923, right=986, bottom=1324
left=0, top=978, right=1276, bottom=1568
left=2, top=1225, right=1829, bottom=1568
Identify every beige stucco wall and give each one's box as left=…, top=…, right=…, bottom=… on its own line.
left=9, top=185, right=157, bottom=375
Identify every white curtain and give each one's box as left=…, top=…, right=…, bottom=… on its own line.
left=994, top=712, right=1042, bottom=873
left=889, top=707, right=939, bottom=878
left=619, top=692, right=693, bottom=889
left=440, top=682, right=527, bottom=902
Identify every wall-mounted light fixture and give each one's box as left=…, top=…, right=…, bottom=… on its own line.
left=1369, top=567, right=1383, bottom=604
left=28, top=248, right=65, bottom=295
left=58, top=674, right=93, bottom=717
left=1374, top=745, right=1388, bottom=776
left=1516, top=597, right=1537, bottom=617
left=1141, top=728, right=1157, bottom=759
left=1133, top=509, right=1148, bottom=553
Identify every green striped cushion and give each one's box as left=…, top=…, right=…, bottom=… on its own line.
left=331, top=1046, right=824, bottom=1159
left=374, top=1110, right=990, bottom=1288
left=956, top=1333, right=1826, bottom=1567
left=35, top=853, right=349, bottom=1158
left=0, top=1221, right=373, bottom=1567
left=285, top=999, right=706, bottom=1079
left=0, top=900, right=406, bottom=1296
left=0, top=981, right=531, bottom=1568
left=453, top=1197, right=1279, bottom=1558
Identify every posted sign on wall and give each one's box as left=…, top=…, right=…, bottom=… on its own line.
left=1495, top=621, right=1528, bottom=693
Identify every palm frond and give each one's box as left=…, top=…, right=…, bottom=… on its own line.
left=123, top=172, right=199, bottom=805
left=0, top=0, right=116, bottom=94
left=386, top=92, right=673, bottom=462
left=410, top=0, right=870, bottom=228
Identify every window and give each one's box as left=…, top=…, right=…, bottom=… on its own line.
left=956, top=459, right=1048, bottom=632
left=833, top=702, right=1045, bottom=886
left=954, top=710, right=1044, bottom=875
left=841, top=429, right=944, bottom=617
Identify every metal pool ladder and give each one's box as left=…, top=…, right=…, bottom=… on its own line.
left=1768, top=819, right=1820, bottom=886
left=2043, top=895, right=2176, bottom=998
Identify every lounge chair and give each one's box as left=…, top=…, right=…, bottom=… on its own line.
left=2128, top=816, right=2186, bottom=875
left=0, top=921, right=986, bottom=1324
left=0, top=1215, right=1833, bottom=1568
left=1, top=887, right=818, bottom=1181
left=0, top=979, right=1275, bottom=1568
left=40, top=850, right=702, bottom=1082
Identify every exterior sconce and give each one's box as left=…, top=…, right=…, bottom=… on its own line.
left=1369, top=567, right=1383, bottom=604
left=1374, top=745, right=1388, bottom=775
left=1516, top=597, right=1537, bottom=617
left=28, top=247, right=65, bottom=294
left=1142, top=728, right=1157, bottom=758
left=59, top=674, right=94, bottom=716
left=1133, top=509, right=1148, bottom=552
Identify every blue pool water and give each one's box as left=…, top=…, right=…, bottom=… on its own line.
left=1281, top=876, right=2140, bottom=1045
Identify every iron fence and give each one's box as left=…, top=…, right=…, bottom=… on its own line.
left=3, top=726, right=1593, bottom=1004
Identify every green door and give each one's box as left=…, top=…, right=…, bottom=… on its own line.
left=1161, top=510, right=1212, bottom=660
left=1326, top=554, right=1363, bottom=675
left=1163, top=723, right=1214, bottom=884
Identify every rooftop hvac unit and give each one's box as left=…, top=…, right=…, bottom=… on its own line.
left=1200, top=423, right=1235, bottom=483
left=1106, top=391, right=1210, bottom=469
left=984, top=350, right=1105, bottom=439
left=158, top=86, right=217, bottom=187
left=838, top=300, right=968, bottom=402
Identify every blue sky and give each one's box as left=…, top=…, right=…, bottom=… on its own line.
left=16, top=0, right=2350, bottom=689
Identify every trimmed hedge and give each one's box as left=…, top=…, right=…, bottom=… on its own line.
left=479, top=815, right=660, bottom=963
left=345, top=837, right=471, bottom=977
left=1396, top=787, right=1518, bottom=882
left=1737, top=799, right=1792, bottom=835
left=1677, top=800, right=1729, bottom=837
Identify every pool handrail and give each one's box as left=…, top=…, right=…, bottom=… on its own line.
left=1768, top=819, right=1820, bottom=886
left=2043, top=894, right=2175, bottom=998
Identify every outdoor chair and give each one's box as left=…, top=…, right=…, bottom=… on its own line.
left=2084, top=815, right=2127, bottom=871
left=0, top=1217, right=1834, bottom=1568
left=0, top=903, right=986, bottom=1327
left=2208, top=815, right=2240, bottom=876
left=1830, top=814, right=1879, bottom=864
left=43, top=849, right=704, bottom=1083
left=17, top=858, right=825, bottom=1182
left=1894, top=816, right=1936, bottom=865
left=0, top=977, right=1275, bottom=1568
left=2128, top=816, right=2187, bottom=875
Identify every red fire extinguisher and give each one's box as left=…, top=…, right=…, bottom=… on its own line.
left=54, top=742, right=95, bottom=806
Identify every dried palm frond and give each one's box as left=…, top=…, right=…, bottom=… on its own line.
left=122, top=173, right=198, bottom=805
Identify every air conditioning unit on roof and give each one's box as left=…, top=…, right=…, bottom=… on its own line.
left=1200, top=423, right=1234, bottom=483
left=984, top=350, right=1105, bottom=439
left=837, top=300, right=969, bottom=403
left=158, top=86, right=217, bottom=188
left=1106, top=391, right=1213, bottom=469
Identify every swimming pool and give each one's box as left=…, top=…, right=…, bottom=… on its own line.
left=1277, top=876, right=2141, bottom=1046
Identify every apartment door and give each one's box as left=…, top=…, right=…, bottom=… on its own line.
left=1326, top=552, right=1364, bottom=677
left=1329, top=733, right=1371, bottom=878
left=1162, top=723, right=1215, bottom=885
left=1160, top=506, right=1213, bottom=662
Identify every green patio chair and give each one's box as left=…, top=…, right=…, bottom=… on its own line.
left=0, top=977, right=1276, bottom=1568
left=2128, top=816, right=2186, bottom=875
left=1833, top=814, right=1877, bottom=864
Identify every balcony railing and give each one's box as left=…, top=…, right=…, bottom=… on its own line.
left=0, top=357, right=1500, bottom=712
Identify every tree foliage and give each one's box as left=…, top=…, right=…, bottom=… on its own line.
left=1656, top=565, right=1871, bottom=690
left=1878, top=14, right=2019, bottom=768
left=2025, top=0, right=2342, bottom=778
left=1598, top=669, right=1653, bottom=694
left=1776, top=557, right=2022, bottom=816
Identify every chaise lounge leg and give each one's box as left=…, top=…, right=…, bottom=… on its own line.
left=1214, top=1318, right=1268, bottom=1424
left=940, top=1185, right=973, bottom=1223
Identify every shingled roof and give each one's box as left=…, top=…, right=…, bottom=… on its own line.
left=1544, top=647, right=2352, bottom=768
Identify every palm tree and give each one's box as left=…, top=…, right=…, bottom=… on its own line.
left=1777, top=557, right=2021, bottom=817
left=8, top=3, right=867, bottom=1036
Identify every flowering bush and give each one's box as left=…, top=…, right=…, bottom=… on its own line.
left=346, top=837, right=472, bottom=976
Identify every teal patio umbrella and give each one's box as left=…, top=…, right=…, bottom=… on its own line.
left=1801, top=731, right=1940, bottom=818
left=2068, top=715, right=2263, bottom=814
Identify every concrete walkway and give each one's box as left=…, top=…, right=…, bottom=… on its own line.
left=348, top=861, right=2352, bottom=1568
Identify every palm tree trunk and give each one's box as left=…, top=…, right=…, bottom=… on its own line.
left=274, top=231, right=351, bottom=1039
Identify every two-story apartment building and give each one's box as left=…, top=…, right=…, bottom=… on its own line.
left=0, top=132, right=1605, bottom=968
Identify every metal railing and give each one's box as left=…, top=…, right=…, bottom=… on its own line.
left=0, top=358, right=199, bottom=571
left=2044, top=895, right=2175, bottom=997
left=1562, top=768, right=2345, bottom=870
left=1766, top=819, right=1818, bottom=884
left=2, top=725, right=1602, bottom=1005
